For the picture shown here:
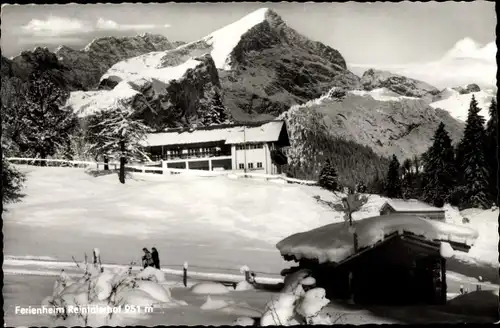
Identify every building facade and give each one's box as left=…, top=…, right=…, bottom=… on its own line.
left=140, top=120, right=290, bottom=175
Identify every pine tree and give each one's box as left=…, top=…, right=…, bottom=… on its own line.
left=318, top=159, right=338, bottom=192
left=86, top=101, right=151, bottom=184
left=457, top=95, right=490, bottom=209
left=200, top=90, right=229, bottom=125
left=385, top=154, right=402, bottom=198
left=401, top=158, right=413, bottom=199
left=421, top=122, right=457, bottom=207
left=9, top=73, right=77, bottom=163
left=2, top=158, right=26, bottom=205
left=485, top=98, right=498, bottom=205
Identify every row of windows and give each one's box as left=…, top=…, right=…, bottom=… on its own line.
left=166, top=147, right=222, bottom=155
left=238, top=162, right=263, bottom=169
left=236, top=143, right=263, bottom=150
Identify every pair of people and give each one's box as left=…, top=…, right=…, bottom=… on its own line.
left=142, top=247, right=160, bottom=269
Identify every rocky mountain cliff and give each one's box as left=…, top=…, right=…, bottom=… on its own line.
left=280, top=87, right=465, bottom=164
left=360, top=69, right=441, bottom=101
left=218, top=9, right=360, bottom=119
left=1, top=33, right=178, bottom=91
left=2, top=47, right=86, bottom=90
left=100, top=8, right=360, bottom=121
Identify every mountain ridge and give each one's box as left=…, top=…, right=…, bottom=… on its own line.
left=1, top=8, right=475, bottom=181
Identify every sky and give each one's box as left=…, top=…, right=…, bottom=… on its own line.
left=1, top=2, right=496, bottom=88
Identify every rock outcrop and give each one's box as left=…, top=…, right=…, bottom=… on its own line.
left=452, top=83, right=481, bottom=94
left=68, top=54, right=229, bottom=130
left=360, top=69, right=440, bottom=100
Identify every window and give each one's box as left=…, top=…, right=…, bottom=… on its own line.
left=239, top=163, right=244, bottom=169
left=257, top=162, right=263, bottom=168
left=248, top=163, right=254, bottom=169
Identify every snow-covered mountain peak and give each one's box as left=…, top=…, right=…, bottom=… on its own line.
left=201, top=7, right=270, bottom=70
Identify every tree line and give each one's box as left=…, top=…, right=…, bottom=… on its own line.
left=318, top=95, right=498, bottom=210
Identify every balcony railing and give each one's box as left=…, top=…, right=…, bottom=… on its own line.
left=149, top=150, right=231, bottom=162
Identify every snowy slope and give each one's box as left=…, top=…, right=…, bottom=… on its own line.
left=68, top=56, right=205, bottom=117
left=350, top=88, right=420, bottom=102
left=200, top=7, right=268, bottom=70
left=102, top=54, right=201, bottom=84
left=68, top=81, right=139, bottom=117
left=100, top=7, right=269, bottom=80
left=430, top=88, right=495, bottom=122
left=3, top=166, right=340, bottom=275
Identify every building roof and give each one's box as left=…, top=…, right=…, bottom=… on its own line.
left=142, top=128, right=232, bottom=147
left=141, top=120, right=287, bottom=147
left=224, top=121, right=284, bottom=144
left=382, top=199, right=445, bottom=213
left=276, top=214, right=478, bottom=265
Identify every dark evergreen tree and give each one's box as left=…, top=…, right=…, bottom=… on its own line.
left=457, top=95, right=490, bottom=209
left=367, top=174, right=385, bottom=195
left=318, top=159, right=338, bottom=192
left=485, top=98, right=498, bottom=205
left=356, top=181, right=367, bottom=193
left=2, top=158, right=26, bottom=204
left=401, top=158, right=413, bottom=199
left=200, top=90, right=229, bottom=125
left=385, top=154, right=402, bottom=198
left=421, top=122, right=457, bottom=207
left=14, top=72, right=77, bottom=164
left=86, top=102, right=151, bottom=184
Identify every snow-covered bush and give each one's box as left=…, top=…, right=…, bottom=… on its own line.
left=41, top=249, right=186, bottom=326
left=260, top=274, right=337, bottom=326
left=190, top=282, right=230, bottom=295
left=235, top=280, right=255, bottom=291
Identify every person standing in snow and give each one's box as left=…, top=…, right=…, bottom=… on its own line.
left=151, top=247, right=160, bottom=269
left=142, top=248, right=154, bottom=268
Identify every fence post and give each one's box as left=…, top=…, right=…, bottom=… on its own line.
left=183, top=262, right=188, bottom=287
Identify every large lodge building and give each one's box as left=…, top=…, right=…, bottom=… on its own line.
left=141, top=120, right=290, bottom=175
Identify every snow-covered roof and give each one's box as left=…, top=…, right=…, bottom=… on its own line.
left=225, top=121, right=284, bottom=144
left=382, top=199, right=445, bottom=213
left=141, top=121, right=286, bottom=147
left=276, top=214, right=479, bottom=265
left=141, top=128, right=236, bottom=147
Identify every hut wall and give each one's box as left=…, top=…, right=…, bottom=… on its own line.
left=298, top=236, right=447, bottom=305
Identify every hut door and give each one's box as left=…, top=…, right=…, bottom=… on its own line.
left=415, top=257, right=444, bottom=304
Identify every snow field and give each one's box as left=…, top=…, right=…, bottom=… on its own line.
left=429, top=89, right=494, bottom=122
left=4, top=166, right=339, bottom=275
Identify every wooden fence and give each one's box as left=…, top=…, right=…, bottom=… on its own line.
left=6, top=157, right=317, bottom=185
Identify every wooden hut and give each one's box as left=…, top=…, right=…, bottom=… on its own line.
left=380, top=199, right=446, bottom=221
left=277, top=214, right=478, bottom=306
